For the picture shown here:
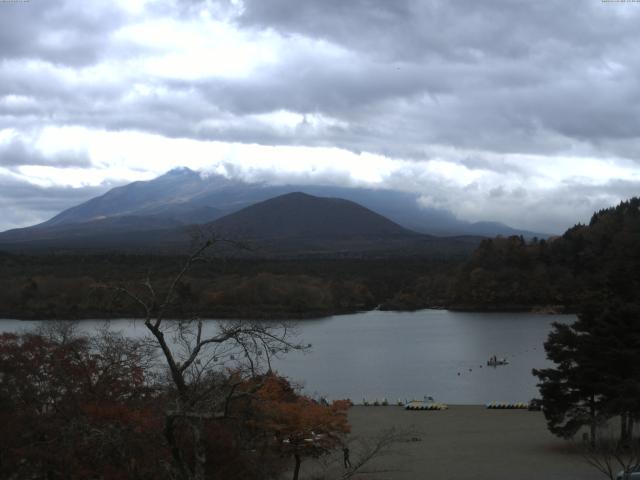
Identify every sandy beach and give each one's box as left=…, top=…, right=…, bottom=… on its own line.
left=303, top=405, right=603, bottom=480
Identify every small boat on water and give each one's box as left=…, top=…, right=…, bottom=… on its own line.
left=487, top=356, right=509, bottom=367
left=405, top=396, right=448, bottom=411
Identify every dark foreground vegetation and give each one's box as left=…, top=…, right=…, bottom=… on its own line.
left=0, top=323, right=357, bottom=480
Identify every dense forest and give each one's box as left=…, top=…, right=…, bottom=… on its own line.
left=528, top=200, right=640, bottom=467
left=0, top=254, right=460, bottom=320
left=1, top=197, right=638, bottom=319
left=449, top=197, right=640, bottom=311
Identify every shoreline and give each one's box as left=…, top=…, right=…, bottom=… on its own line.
left=0, top=304, right=574, bottom=322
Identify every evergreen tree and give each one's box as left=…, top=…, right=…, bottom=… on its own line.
left=534, top=301, right=640, bottom=446
left=533, top=320, right=604, bottom=445
left=583, top=302, right=640, bottom=445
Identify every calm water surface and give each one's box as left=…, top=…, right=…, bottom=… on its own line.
left=0, top=309, right=572, bottom=404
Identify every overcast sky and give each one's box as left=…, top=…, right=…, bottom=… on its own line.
left=1, top=0, right=639, bottom=233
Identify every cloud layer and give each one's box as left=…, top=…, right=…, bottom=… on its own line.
left=1, top=0, right=639, bottom=233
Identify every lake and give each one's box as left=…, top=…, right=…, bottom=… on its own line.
left=0, top=309, right=571, bottom=405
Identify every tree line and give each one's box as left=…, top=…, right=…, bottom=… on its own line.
left=528, top=199, right=640, bottom=478
left=0, top=254, right=460, bottom=320
left=450, top=197, right=640, bottom=311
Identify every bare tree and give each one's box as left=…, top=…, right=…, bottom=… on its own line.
left=114, top=237, right=305, bottom=480
left=309, top=427, right=419, bottom=480
left=580, top=424, right=640, bottom=480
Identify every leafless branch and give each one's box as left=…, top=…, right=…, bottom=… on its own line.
left=579, top=428, right=640, bottom=480
left=108, top=235, right=302, bottom=480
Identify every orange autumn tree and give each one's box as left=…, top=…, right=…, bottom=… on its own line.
left=242, top=374, right=351, bottom=480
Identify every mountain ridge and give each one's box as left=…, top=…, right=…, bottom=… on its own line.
left=0, top=190, right=480, bottom=256
left=2, top=167, right=546, bottom=240
left=207, top=192, right=415, bottom=239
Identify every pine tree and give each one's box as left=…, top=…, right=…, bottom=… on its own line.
left=533, top=320, right=604, bottom=445
left=582, top=302, right=640, bottom=445
left=534, top=301, right=640, bottom=446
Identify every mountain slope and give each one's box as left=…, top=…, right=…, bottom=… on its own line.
left=4, top=167, right=545, bottom=239
left=208, top=192, right=414, bottom=239
left=40, top=167, right=223, bottom=227
left=0, top=191, right=481, bottom=256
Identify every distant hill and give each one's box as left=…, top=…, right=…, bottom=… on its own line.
left=0, top=167, right=547, bottom=255
left=199, top=192, right=471, bottom=256
left=208, top=192, right=413, bottom=239
left=3, top=167, right=546, bottom=239
left=0, top=191, right=481, bottom=256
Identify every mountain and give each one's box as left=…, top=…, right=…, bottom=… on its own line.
left=202, top=192, right=481, bottom=256
left=40, top=167, right=228, bottom=227
left=208, top=192, right=413, bottom=239
left=0, top=190, right=481, bottom=256
left=0, top=167, right=545, bottom=253
left=17, top=167, right=545, bottom=238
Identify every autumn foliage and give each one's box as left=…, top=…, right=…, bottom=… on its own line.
left=240, top=375, right=351, bottom=479
left=251, top=375, right=350, bottom=451
left=0, top=330, right=162, bottom=479
left=0, top=330, right=351, bottom=480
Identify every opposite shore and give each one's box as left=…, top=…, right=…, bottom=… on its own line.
left=1, top=303, right=573, bottom=321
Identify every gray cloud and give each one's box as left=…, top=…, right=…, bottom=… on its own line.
left=0, top=138, right=91, bottom=169
left=224, top=0, right=640, bottom=158
left=0, top=0, right=639, bottom=233
left=0, top=1, right=128, bottom=66
left=505, top=179, right=640, bottom=233
left=2, top=0, right=639, bottom=160
left=385, top=165, right=640, bottom=234
left=0, top=174, right=114, bottom=231
left=236, top=0, right=633, bottom=63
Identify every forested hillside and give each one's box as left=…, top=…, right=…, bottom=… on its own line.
left=2, top=198, right=637, bottom=319
left=449, top=198, right=640, bottom=310
left=0, top=254, right=458, bottom=320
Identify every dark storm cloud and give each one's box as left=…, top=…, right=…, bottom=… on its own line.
left=236, top=0, right=630, bottom=63
left=224, top=0, right=640, bottom=158
left=3, top=0, right=640, bottom=160
left=0, top=175, right=113, bottom=230
left=0, top=138, right=91, bottom=169
left=86, top=0, right=633, bottom=163
left=1, top=0, right=639, bottom=232
left=504, top=178, right=640, bottom=233
left=0, top=1, right=128, bottom=66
